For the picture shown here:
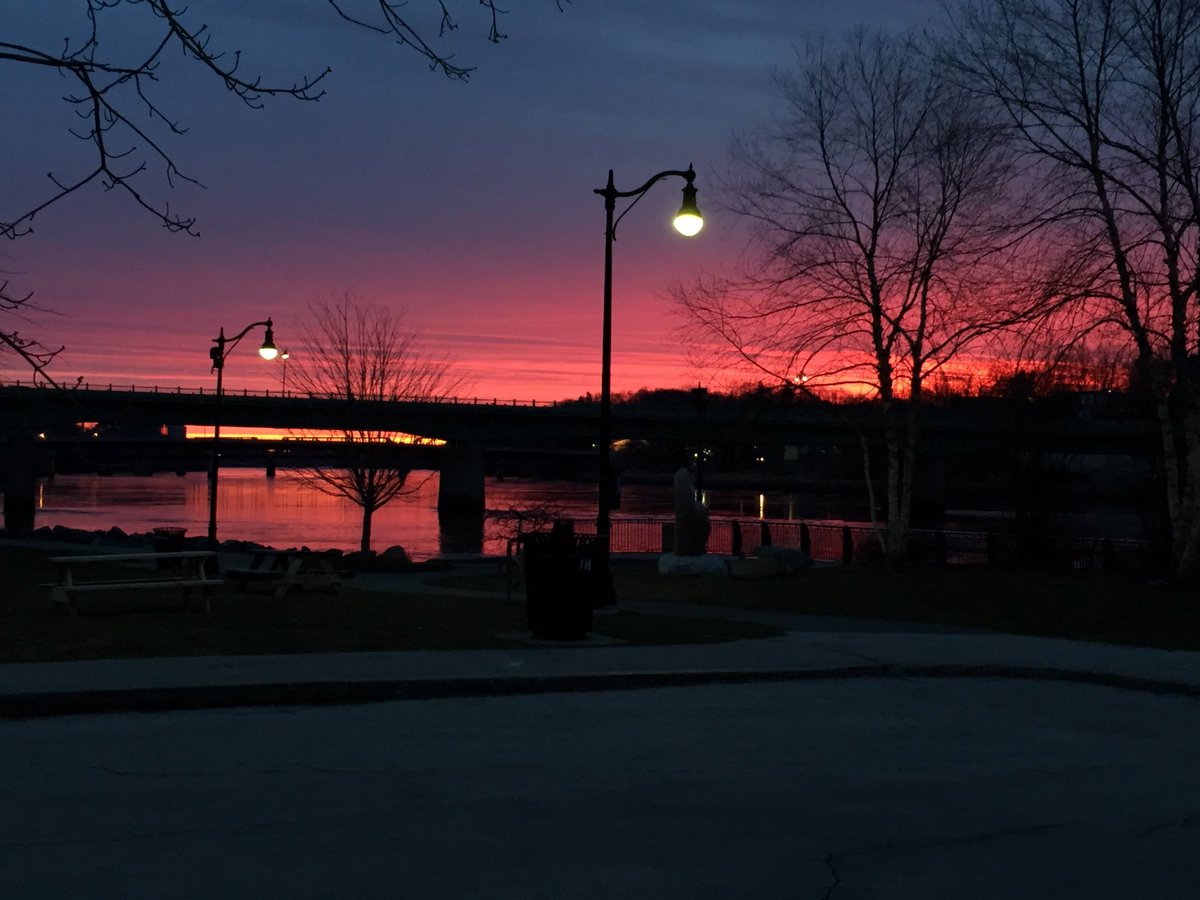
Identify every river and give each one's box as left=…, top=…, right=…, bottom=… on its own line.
left=22, top=468, right=1146, bottom=560
left=24, top=469, right=872, bottom=560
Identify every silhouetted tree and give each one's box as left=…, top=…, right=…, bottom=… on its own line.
left=676, top=29, right=1033, bottom=561
left=0, top=279, right=61, bottom=383
left=285, top=295, right=467, bottom=553
left=0, top=0, right=566, bottom=374
left=945, top=0, right=1200, bottom=576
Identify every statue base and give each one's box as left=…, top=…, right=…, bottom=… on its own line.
left=657, top=553, right=730, bottom=577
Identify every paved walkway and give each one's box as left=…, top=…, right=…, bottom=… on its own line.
left=3, top=560, right=1199, bottom=717
left=7, top=557, right=1200, bottom=897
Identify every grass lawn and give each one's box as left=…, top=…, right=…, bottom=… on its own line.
left=436, top=562, right=1200, bottom=652
left=0, top=546, right=779, bottom=663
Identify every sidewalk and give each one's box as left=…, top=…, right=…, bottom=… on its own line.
left=4, top=561, right=1200, bottom=717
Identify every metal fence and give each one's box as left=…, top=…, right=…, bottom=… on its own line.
left=568, top=516, right=1153, bottom=573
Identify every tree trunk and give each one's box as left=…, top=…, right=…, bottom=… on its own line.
left=858, top=430, right=885, bottom=554
left=1160, top=388, right=1200, bottom=577
left=884, top=427, right=909, bottom=563
left=360, top=504, right=374, bottom=555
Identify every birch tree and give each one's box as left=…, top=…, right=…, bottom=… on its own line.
left=677, top=29, right=1028, bottom=561
left=945, top=0, right=1200, bottom=575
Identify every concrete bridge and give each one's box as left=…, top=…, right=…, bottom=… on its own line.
left=0, top=381, right=1156, bottom=448
left=0, top=382, right=1159, bottom=531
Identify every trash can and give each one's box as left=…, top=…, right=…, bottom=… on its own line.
left=521, top=530, right=597, bottom=640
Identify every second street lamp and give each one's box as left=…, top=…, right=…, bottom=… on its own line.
left=207, top=318, right=277, bottom=548
left=594, top=165, right=703, bottom=600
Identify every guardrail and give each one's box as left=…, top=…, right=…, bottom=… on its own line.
left=563, top=516, right=1153, bottom=573
left=0, top=379, right=571, bottom=408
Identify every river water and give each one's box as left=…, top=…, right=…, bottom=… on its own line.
left=25, top=469, right=869, bottom=560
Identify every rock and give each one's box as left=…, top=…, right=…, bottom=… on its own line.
left=729, top=556, right=786, bottom=579
left=757, top=545, right=814, bottom=573
left=657, top=552, right=730, bottom=576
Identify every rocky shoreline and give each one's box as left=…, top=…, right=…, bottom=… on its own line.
left=0, top=524, right=452, bottom=573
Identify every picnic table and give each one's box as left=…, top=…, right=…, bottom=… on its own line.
left=224, top=551, right=343, bottom=597
left=46, top=551, right=221, bottom=613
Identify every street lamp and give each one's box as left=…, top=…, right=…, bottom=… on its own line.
left=207, top=318, right=277, bottom=548
left=690, top=385, right=709, bottom=502
left=280, top=349, right=290, bottom=394
left=594, top=165, right=702, bottom=598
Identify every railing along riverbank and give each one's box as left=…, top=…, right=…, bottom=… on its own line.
left=568, top=517, right=1153, bottom=573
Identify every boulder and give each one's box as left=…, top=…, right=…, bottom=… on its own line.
left=728, top=556, right=786, bottom=579
left=757, top=545, right=814, bottom=573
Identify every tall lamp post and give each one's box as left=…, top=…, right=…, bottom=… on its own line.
left=207, top=318, right=277, bottom=548
left=279, top=349, right=290, bottom=394
left=690, top=385, right=709, bottom=502
left=595, top=165, right=703, bottom=597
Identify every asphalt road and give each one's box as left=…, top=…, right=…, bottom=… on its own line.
left=4, top=676, right=1198, bottom=899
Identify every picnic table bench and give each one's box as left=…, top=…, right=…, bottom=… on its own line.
left=45, top=551, right=222, bottom=613
left=224, top=551, right=342, bottom=597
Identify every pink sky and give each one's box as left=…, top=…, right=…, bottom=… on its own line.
left=2, top=1, right=941, bottom=402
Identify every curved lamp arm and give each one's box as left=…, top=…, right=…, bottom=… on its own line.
left=210, top=318, right=276, bottom=370
left=595, top=165, right=702, bottom=239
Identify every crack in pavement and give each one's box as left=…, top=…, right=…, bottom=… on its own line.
left=820, top=853, right=842, bottom=899
left=822, top=820, right=1070, bottom=878
left=1137, top=812, right=1200, bottom=839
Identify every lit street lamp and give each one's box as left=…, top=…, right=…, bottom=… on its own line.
left=595, top=165, right=703, bottom=598
left=207, top=318, right=277, bottom=548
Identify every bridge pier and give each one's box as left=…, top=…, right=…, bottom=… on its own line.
left=3, top=434, right=37, bottom=531
left=437, top=444, right=485, bottom=514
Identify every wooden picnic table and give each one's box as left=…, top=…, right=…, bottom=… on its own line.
left=224, top=550, right=342, bottom=597
left=46, top=551, right=222, bottom=613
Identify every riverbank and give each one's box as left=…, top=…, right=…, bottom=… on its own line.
left=6, top=527, right=1200, bottom=664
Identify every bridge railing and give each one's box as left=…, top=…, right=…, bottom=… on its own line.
left=564, top=516, right=1153, bottom=573
left=0, top=379, right=574, bottom=408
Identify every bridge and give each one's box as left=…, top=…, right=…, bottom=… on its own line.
left=0, top=381, right=846, bottom=445
left=0, top=381, right=1159, bottom=531
left=0, top=380, right=1155, bottom=447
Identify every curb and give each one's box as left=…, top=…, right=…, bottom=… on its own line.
left=3, top=663, right=1199, bottom=720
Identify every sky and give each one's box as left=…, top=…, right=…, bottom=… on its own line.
left=2, top=0, right=941, bottom=402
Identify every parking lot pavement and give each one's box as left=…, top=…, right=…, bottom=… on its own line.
left=3, top=677, right=1198, bottom=898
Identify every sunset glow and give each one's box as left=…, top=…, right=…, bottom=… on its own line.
left=0, top=3, right=939, bottom=403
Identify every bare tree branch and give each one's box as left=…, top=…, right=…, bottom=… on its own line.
left=677, top=28, right=1037, bottom=560
left=1, top=1, right=568, bottom=378
left=944, top=0, right=1200, bottom=575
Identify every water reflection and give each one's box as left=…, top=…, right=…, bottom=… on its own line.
left=26, top=469, right=873, bottom=560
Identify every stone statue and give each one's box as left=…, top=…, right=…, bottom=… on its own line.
left=673, top=467, right=710, bottom=556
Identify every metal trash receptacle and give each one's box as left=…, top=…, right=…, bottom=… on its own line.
left=521, top=531, right=597, bottom=640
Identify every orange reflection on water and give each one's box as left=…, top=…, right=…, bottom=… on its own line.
left=184, top=426, right=442, bottom=444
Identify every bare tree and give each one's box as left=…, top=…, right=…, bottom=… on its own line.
left=0, top=1, right=566, bottom=373
left=945, top=0, right=1200, bottom=575
left=0, top=279, right=62, bottom=384
left=676, top=29, right=1029, bottom=561
left=284, top=295, right=467, bottom=553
